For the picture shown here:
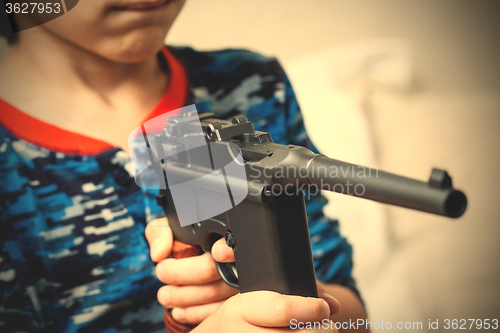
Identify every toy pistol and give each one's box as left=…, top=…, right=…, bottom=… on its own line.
left=153, top=111, right=467, bottom=298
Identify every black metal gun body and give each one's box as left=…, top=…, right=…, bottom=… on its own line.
left=156, top=112, right=467, bottom=298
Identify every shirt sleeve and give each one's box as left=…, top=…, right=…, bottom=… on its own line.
left=276, top=61, right=362, bottom=299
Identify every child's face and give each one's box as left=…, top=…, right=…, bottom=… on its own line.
left=24, top=0, right=187, bottom=62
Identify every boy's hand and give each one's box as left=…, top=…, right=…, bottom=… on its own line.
left=194, top=290, right=340, bottom=332
left=145, top=218, right=239, bottom=324
left=145, top=217, right=341, bottom=328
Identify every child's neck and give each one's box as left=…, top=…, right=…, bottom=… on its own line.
left=0, top=27, right=169, bottom=152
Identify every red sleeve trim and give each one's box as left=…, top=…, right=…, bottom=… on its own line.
left=0, top=47, right=188, bottom=156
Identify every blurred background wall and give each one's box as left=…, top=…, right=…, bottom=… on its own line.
left=167, top=0, right=500, bottom=331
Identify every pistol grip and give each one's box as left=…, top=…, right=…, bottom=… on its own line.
left=164, top=241, right=202, bottom=333
left=172, top=241, right=202, bottom=258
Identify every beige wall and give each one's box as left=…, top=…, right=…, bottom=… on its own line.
left=169, top=0, right=500, bottom=91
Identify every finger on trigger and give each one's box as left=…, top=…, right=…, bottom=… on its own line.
left=211, top=238, right=235, bottom=263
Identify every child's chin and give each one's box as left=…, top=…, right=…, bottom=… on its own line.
left=101, top=36, right=166, bottom=63
left=111, top=48, right=163, bottom=64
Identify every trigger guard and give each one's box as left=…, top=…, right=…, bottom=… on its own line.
left=216, top=262, right=239, bottom=289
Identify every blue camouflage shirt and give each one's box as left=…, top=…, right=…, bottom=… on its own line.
left=0, top=46, right=357, bottom=332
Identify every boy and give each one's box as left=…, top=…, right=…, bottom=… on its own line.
left=0, top=0, right=367, bottom=331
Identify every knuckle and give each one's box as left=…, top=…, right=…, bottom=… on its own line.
left=144, top=224, right=154, bottom=243
left=183, top=307, right=203, bottom=324
left=165, top=286, right=180, bottom=305
left=145, top=218, right=167, bottom=242
left=156, top=260, right=176, bottom=284
left=224, top=293, right=237, bottom=307
left=310, top=300, right=324, bottom=318
left=271, top=295, right=293, bottom=319
left=155, top=262, right=166, bottom=283
left=202, top=283, right=220, bottom=301
left=223, top=295, right=239, bottom=314
left=157, top=286, right=170, bottom=306
left=199, top=256, right=219, bottom=281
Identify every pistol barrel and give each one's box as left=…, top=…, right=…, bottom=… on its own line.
left=305, top=156, right=467, bottom=218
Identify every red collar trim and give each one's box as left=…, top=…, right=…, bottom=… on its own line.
left=0, top=47, right=188, bottom=156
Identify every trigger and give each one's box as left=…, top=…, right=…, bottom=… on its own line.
left=216, top=262, right=239, bottom=289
